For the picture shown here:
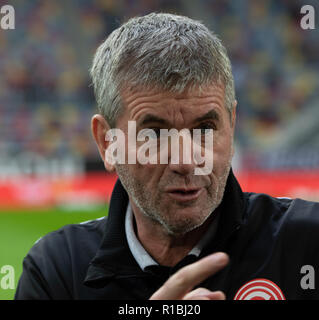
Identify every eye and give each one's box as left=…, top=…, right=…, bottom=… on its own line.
left=151, top=128, right=162, bottom=138
left=138, top=128, right=161, bottom=140
left=145, top=128, right=161, bottom=139
left=196, top=122, right=216, bottom=135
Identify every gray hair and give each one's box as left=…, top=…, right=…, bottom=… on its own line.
left=90, top=12, right=235, bottom=127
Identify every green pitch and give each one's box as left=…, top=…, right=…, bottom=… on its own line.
left=0, top=207, right=108, bottom=300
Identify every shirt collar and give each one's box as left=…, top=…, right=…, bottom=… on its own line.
left=125, top=203, right=157, bottom=270
left=125, top=202, right=219, bottom=271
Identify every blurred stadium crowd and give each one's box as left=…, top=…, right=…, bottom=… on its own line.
left=0, top=0, right=318, bottom=171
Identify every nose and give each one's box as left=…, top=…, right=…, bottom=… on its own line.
left=168, top=161, right=197, bottom=176
left=167, top=130, right=197, bottom=176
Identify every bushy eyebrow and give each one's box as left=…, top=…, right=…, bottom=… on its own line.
left=194, top=109, right=220, bottom=123
left=137, top=109, right=220, bottom=128
left=138, top=114, right=170, bottom=127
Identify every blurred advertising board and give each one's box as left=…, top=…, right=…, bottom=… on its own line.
left=0, top=171, right=319, bottom=210
left=0, top=173, right=117, bottom=210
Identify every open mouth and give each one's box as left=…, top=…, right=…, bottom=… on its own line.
left=166, top=188, right=202, bottom=202
left=171, top=190, right=198, bottom=195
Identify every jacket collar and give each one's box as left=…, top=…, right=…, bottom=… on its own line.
left=84, top=168, right=246, bottom=288
left=205, top=168, right=246, bottom=253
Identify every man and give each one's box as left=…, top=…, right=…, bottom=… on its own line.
left=15, top=13, right=319, bottom=300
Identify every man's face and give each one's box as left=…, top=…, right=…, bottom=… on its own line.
left=107, top=83, right=236, bottom=235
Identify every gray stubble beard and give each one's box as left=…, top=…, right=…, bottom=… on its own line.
left=116, top=159, right=232, bottom=236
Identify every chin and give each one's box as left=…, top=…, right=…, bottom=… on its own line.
left=160, top=210, right=211, bottom=236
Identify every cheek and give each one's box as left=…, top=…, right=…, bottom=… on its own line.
left=127, top=161, right=165, bottom=190
left=212, top=132, right=233, bottom=167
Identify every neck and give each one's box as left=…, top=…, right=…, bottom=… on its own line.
left=130, top=201, right=215, bottom=267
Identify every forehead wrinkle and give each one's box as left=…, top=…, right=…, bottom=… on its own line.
left=166, top=90, right=226, bottom=113
left=125, top=95, right=176, bottom=123
left=129, top=103, right=161, bottom=122
left=121, top=84, right=227, bottom=126
left=122, top=88, right=163, bottom=110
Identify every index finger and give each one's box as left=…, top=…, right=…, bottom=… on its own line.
left=150, top=252, right=229, bottom=300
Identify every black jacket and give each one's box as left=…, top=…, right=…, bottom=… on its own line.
left=15, top=170, right=319, bottom=300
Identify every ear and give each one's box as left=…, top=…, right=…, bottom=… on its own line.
left=91, top=114, right=115, bottom=172
left=230, top=100, right=237, bottom=130
left=230, top=100, right=237, bottom=158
